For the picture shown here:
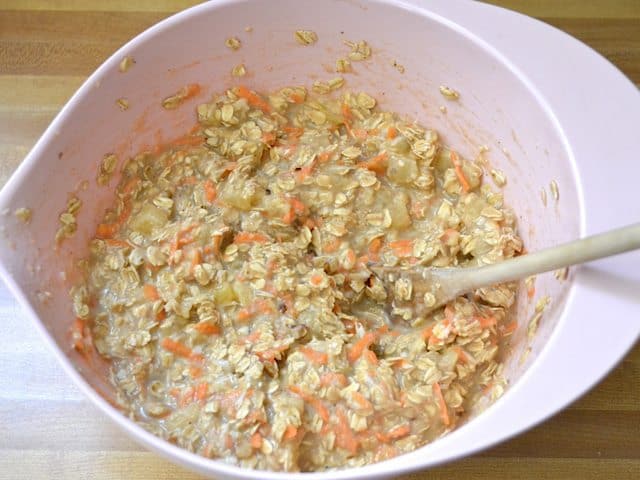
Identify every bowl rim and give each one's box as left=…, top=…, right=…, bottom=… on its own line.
left=0, top=0, right=639, bottom=478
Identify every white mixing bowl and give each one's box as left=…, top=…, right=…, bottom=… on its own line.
left=0, top=1, right=638, bottom=478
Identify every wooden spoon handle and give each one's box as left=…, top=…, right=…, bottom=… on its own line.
left=444, top=222, right=640, bottom=296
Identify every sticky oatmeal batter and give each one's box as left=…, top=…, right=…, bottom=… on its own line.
left=71, top=85, right=522, bottom=471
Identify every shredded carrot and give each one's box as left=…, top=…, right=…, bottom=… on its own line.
left=95, top=222, right=119, bottom=239
left=347, top=332, right=376, bottom=363
left=364, top=349, right=378, bottom=365
left=501, top=320, right=518, bottom=336
left=351, top=391, right=373, bottom=410
left=283, top=425, right=298, bottom=440
left=353, top=128, right=368, bottom=140
left=71, top=317, right=87, bottom=353
left=433, top=382, right=451, bottom=426
left=421, top=325, right=434, bottom=341
left=376, top=325, right=390, bottom=335
left=388, top=239, right=414, bottom=257
left=236, top=85, right=271, bottom=113
left=323, top=237, right=341, bottom=253
left=368, top=237, right=382, bottom=261
left=224, top=434, right=233, bottom=450
left=288, top=196, right=306, bottom=215
left=335, top=407, right=359, bottom=454
left=450, top=150, right=471, bottom=193
left=361, top=151, right=388, bottom=175
left=105, top=238, right=130, bottom=248
left=161, top=338, right=201, bottom=362
left=182, top=83, right=201, bottom=101
left=309, top=273, right=324, bottom=286
left=295, top=163, right=314, bottom=182
left=387, top=424, right=411, bottom=439
left=299, top=346, right=328, bottom=365
left=282, top=196, right=306, bottom=224
left=204, top=179, right=217, bottom=203
left=179, top=387, right=195, bottom=407
left=341, top=103, right=353, bottom=122
left=289, top=92, right=305, bottom=104
left=289, top=385, right=330, bottom=422
left=234, top=231, right=269, bottom=244
left=190, top=248, right=202, bottom=271
left=317, top=151, right=332, bottom=163
left=237, top=299, right=275, bottom=322
left=194, top=322, right=220, bottom=335
left=243, top=330, right=262, bottom=344
left=477, top=315, right=497, bottom=328
left=386, top=126, right=398, bottom=139
left=261, top=131, right=277, bottom=145
left=156, top=309, right=166, bottom=322
left=143, top=284, right=160, bottom=301
left=319, top=372, right=348, bottom=387
left=169, top=134, right=205, bottom=148
left=195, top=382, right=208, bottom=402
left=527, top=284, right=536, bottom=299
left=250, top=432, right=263, bottom=449
left=283, top=125, right=304, bottom=141
left=454, top=346, right=470, bottom=364
left=345, top=248, right=356, bottom=267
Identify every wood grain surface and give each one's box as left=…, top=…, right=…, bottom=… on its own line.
left=0, top=1, right=638, bottom=479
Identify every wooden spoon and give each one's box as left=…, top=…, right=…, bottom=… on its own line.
left=372, top=223, right=640, bottom=314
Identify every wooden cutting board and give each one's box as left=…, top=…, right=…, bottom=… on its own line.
left=0, top=1, right=638, bottom=479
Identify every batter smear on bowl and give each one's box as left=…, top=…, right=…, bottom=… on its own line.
left=70, top=85, right=523, bottom=471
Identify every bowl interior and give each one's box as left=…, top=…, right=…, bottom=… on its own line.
left=0, top=0, right=580, bottom=466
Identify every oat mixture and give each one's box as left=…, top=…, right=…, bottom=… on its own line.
left=71, top=85, right=522, bottom=471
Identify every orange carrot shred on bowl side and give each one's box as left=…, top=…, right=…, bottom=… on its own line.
left=235, top=85, right=271, bottom=113
left=299, top=346, right=328, bottom=365
left=433, top=382, right=451, bottom=426
left=143, top=284, right=161, bottom=301
left=183, top=83, right=201, bottom=100
left=169, top=134, right=205, bottom=148
left=450, top=150, right=471, bottom=193
left=386, top=126, right=398, bottom=139
left=95, top=222, right=119, bottom=239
